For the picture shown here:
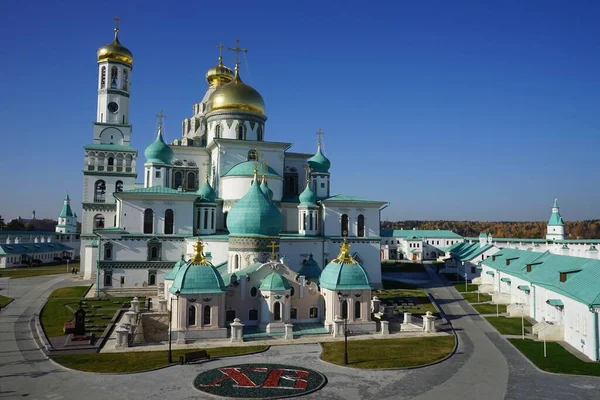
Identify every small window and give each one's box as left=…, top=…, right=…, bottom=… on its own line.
left=148, top=272, right=157, bottom=286
left=249, top=309, right=259, bottom=321
left=274, top=302, right=282, bottom=321
left=104, top=272, right=112, bottom=286
left=203, top=305, right=211, bottom=325
left=341, top=300, right=348, bottom=319
left=290, top=286, right=295, bottom=297
left=321, top=182, right=325, bottom=188
left=226, top=310, right=236, bottom=322
left=120, top=276, right=125, bottom=285
left=250, top=287, right=258, bottom=297
left=309, top=307, right=318, bottom=319
left=188, top=306, right=196, bottom=326
left=115, top=180, right=123, bottom=193
left=354, top=300, right=361, bottom=319
left=290, top=308, right=297, bottom=319
left=104, top=243, right=113, bottom=260
left=155, top=170, right=161, bottom=178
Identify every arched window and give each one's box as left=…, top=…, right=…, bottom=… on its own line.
left=250, top=287, right=257, bottom=297
left=215, top=124, right=221, bottom=138
left=203, top=305, right=211, bottom=325
left=357, top=214, right=365, bottom=237
left=224, top=211, right=228, bottom=230
left=151, top=247, right=158, bottom=259
left=249, top=309, right=259, bottom=321
left=341, top=300, right=348, bottom=319
left=203, top=209, right=208, bottom=229
left=354, top=300, right=361, bottom=319
left=94, top=180, right=106, bottom=202
left=257, top=126, right=263, bottom=141
left=104, top=272, right=112, bottom=286
left=164, top=209, right=174, bottom=234
left=115, top=180, right=123, bottom=193
left=309, top=307, right=318, bottom=319
left=94, top=214, right=105, bottom=230
left=188, top=306, right=196, bottom=326
left=237, top=125, right=244, bottom=140
left=113, top=215, right=117, bottom=227
left=284, top=168, right=299, bottom=196
left=100, top=66, right=106, bottom=89
left=104, top=243, right=112, bottom=260
left=110, top=67, right=118, bottom=88
left=226, top=310, right=236, bottom=322
left=248, top=149, right=258, bottom=161
left=341, top=214, right=349, bottom=237
left=149, top=272, right=156, bottom=286
left=173, top=171, right=183, bottom=189
left=274, top=302, right=281, bottom=321
left=312, top=179, right=316, bottom=191
left=187, top=172, right=196, bottom=190
left=290, top=308, right=297, bottom=319
left=122, top=69, right=128, bottom=90
left=143, top=209, right=154, bottom=234
left=233, top=254, right=240, bottom=270
left=107, top=157, right=114, bottom=166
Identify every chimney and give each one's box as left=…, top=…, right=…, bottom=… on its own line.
left=506, top=259, right=510, bottom=266
left=526, top=264, right=532, bottom=272
left=492, top=255, right=496, bottom=262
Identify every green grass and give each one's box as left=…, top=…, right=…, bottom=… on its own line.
left=0, top=294, right=13, bottom=308
left=453, top=284, right=479, bottom=293
left=460, top=292, right=492, bottom=303
left=509, top=339, right=600, bottom=376
left=50, top=345, right=268, bottom=373
left=0, top=263, right=79, bottom=279
left=472, top=303, right=507, bottom=314
left=485, top=316, right=532, bottom=335
left=373, top=288, right=436, bottom=315
left=50, top=286, right=90, bottom=298
left=381, top=279, right=419, bottom=290
left=321, top=336, right=455, bottom=368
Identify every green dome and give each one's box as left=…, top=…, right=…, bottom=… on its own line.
left=307, top=144, right=330, bottom=173
left=298, top=183, right=318, bottom=206
left=144, top=129, right=174, bottom=164
left=298, top=253, right=321, bottom=279
left=196, top=181, right=217, bottom=203
left=169, top=260, right=226, bottom=294
left=319, top=240, right=371, bottom=290
left=164, top=253, right=187, bottom=281
left=227, top=179, right=282, bottom=236
left=260, top=179, right=274, bottom=201
left=259, top=272, right=291, bottom=291
left=223, top=161, right=281, bottom=178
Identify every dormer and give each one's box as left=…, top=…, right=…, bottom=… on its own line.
left=559, top=269, right=581, bottom=283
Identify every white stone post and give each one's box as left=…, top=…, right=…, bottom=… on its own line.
left=423, top=311, right=437, bottom=332
left=284, top=323, right=293, bottom=340
left=131, top=297, right=140, bottom=313
left=381, top=320, right=389, bottom=335
left=124, top=310, right=137, bottom=328
left=115, top=325, right=129, bottom=348
left=230, top=318, right=244, bottom=342
left=333, top=317, right=344, bottom=338
left=158, top=299, right=167, bottom=313
left=403, top=312, right=412, bottom=325
left=371, top=296, right=381, bottom=313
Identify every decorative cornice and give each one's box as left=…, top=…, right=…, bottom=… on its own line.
left=100, top=261, right=174, bottom=269
left=83, top=171, right=137, bottom=177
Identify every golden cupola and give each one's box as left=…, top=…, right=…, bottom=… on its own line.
left=205, top=56, right=234, bottom=88
left=207, top=64, right=265, bottom=116
left=97, top=28, right=134, bottom=68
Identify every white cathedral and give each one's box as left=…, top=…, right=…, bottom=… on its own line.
left=79, top=27, right=387, bottom=338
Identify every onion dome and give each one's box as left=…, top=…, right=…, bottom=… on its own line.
left=260, top=176, right=274, bottom=202
left=196, top=177, right=217, bottom=203
left=206, top=56, right=234, bottom=88
left=227, top=169, right=282, bottom=236
left=164, top=253, right=187, bottom=281
left=223, top=161, right=281, bottom=179
left=259, top=272, right=291, bottom=292
left=97, top=28, right=133, bottom=68
left=144, top=126, right=174, bottom=164
left=207, top=65, right=265, bottom=115
left=298, top=254, right=321, bottom=280
left=299, top=182, right=318, bottom=206
left=307, top=142, right=331, bottom=173
left=319, top=238, right=372, bottom=291
left=169, top=240, right=226, bottom=294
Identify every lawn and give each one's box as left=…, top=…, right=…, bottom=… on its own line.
left=509, top=339, right=600, bottom=376
left=485, top=316, right=532, bottom=335
left=50, top=286, right=90, bottom=298
left=381, top=279, right=420, bottom=290
left=50, top=345, right=268, bottom=373
left=320, top=336, right=455, bottom=368
left=460, top=292, right=492, bottom=303
left=0, top=263, right=80, bottom=279
left=453, top=283, right=479, bottom=293
left=373, top=288, right=436, bottom=315
left=472, top=303, right=507, bottom=315
left=0, top=294, right=13, bottom=308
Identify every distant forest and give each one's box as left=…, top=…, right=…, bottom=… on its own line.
left=381, top=220, right=600, bottom=240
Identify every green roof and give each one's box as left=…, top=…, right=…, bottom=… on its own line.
left=548, top=209, right=565, bottom=226
left=517, top=285, right=530, bottom=291
left=546, top=299, right=564, bottom=307
left=500, top=277, right=511, bottom=283
left=223, top=161, right=281, bottom=178
left=227, top=179, right=282, bottom=236
left=319, top=259, right=371, bottom=290
left=298, top=254, right=321, bottom=279
left=59, top=194, right=74, bottom=218
left=144, top=129, right=174, bottom=164
left=486, top=271, right=495, bottom=275
left=196, top=181, right=217, bottom=203
left=323, top=194, right=385, bottom=204
left=298, top=183, right=318, bottom=206
left=117, top=186, right=198, bottom=196
left=169, top=260, right=227, bottom=295
left=260, top=179, right=274, bottom=202
left=306, top=144, right=331, bottom=173
left=381, top=229, right=462, bottom=239
left=0, top=242, right=73, bottom=255
left=259, top=272, right=291, bottom=291
left=164, top=254, right=188, bottom=281
left=84, top=144, right=137, bottom=152
left=447, top=242, right=495, bottom=262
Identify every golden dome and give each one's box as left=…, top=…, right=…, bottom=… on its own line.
left=205, top=56, right=234, bottom=88
left=97, top=28, right=133, bottom=67
left=207, top=66, right=265, bottom=115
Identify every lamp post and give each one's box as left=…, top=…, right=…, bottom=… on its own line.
left=337, top=291, right=349, bottom=365
left=66, top=258, right=70, bottom=273
left=168, top=290, right=180, bottom=363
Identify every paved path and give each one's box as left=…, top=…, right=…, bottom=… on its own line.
left=1, top=273, right=600, bottom=399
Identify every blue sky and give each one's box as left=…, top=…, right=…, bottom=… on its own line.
left=1, top=0, right=599, bottom=222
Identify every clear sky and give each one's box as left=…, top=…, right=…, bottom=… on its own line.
left=1, top=0, right=599, bottom=222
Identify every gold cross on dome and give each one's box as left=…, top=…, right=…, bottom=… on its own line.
left=202, top=161, right=210, bottom=182
left=156, top=110, right=167, bottom=128
left=269, top=241, right=280, bottom=260
left=227, top=39, right=248, bottom=66
left=217, top=43, right=224, bottom=58
left=113, top=16, right=121, bottom=31
left=316, top=129, right=324, bottom=145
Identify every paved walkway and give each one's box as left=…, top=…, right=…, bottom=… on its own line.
left=1, top=272, right=600, bottom=399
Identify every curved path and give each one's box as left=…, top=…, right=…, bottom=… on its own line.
left=1, top=273, right=599, bottom=399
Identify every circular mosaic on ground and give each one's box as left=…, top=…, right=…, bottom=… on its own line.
left=193, top=363, right=327, bottom=399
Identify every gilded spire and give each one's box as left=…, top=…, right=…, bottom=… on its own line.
left=333, top=237, right=357, bottom=264
left=113, top=16, right=120, bottom=41
left=228, top=39, right=248, bottom=81
left=191, top=238, right=207, bottom=265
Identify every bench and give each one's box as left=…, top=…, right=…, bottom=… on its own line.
left=180, top=350, right=211, bottom=364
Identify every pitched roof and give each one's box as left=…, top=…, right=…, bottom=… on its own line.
left=0, top=242, right=73, bottom=255
left=381, top=229, right=462, bottom=239
left=323, top=194, right=386, bottom=204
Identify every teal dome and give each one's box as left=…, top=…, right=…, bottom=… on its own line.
left=164, top=253, right=187, bottom=281
left=197, top=180, right=217, bottom=203
left=260, top=179, right=274, bottom=202
left=223, top=161, right=281, bottom=178
left=169, top=259, right=226, bottom=294
left=319, top=240, right=371, bottom=290
left=144, top=129, right=174, bottom=164
left=299, top=183, right=318, bottom=206
left=298, top=254, right=321, bottom=279
left=227, top=179, right=282, bottom=236
left=307, top=144, right=330, bottom=173
left=259, top=272, right=291, bottom=291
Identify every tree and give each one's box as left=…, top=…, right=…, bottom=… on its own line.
left=6, top=219, right=25, bottom=231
